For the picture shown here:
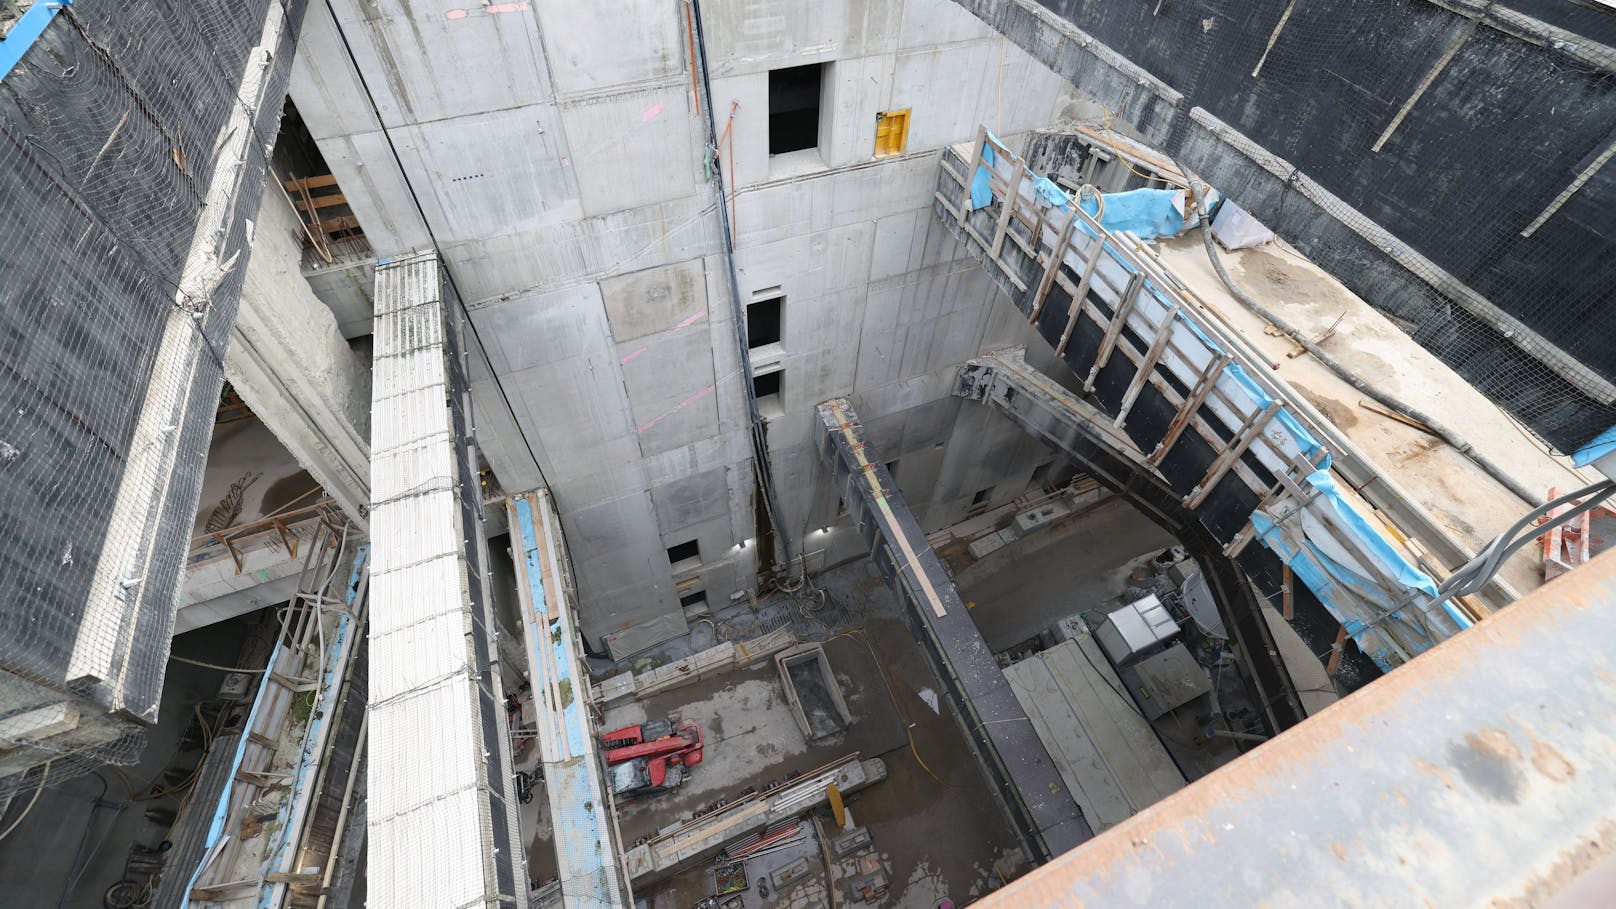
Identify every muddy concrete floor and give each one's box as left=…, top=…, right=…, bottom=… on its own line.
left=640, top=561, right=1023, bottom=908
left=949, top=496, right=1177, bottom=651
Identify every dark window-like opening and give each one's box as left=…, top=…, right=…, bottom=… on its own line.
left=885, top=460, right=900, bottom=477
left=769, top=64, right=823, bottom=155
left=1030, top=461, right=1054, bottom=489
left=753, top=370, right=782, bottom=400
left=666, top=539, right=700, bottom=564
left=748, top=296, right=783, bottom=348
left=971, top=488, right=991, bottom=506
left=679, top=591, right=706, bottom=609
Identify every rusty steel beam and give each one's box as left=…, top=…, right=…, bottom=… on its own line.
left=976, top=549, right=1616, bottom=907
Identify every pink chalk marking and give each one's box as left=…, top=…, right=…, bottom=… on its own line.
left=619, top=346, right=648, bottom=366
left=642, top=102, right=665, bottom=122
left=677, top=385, right=715, bottom=408
left=636, top=384, right=716, bottom=434
left=674, top=308, right=707, bottom=330
left=445, top=8, right=468, bottom=18
left=485, top=2, right=529, bottom=13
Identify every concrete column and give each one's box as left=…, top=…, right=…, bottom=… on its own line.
left=226, top=178, right=372, bottom=527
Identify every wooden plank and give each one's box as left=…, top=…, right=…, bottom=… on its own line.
left=1148, top=355, right=1230, bottom=466
left=991, top=159, right=1026, bottom=259
left=1083, top=273, right=1144, bottom=393
left=291, top=193, right=349, bottom=211
left=1114, top=301, right=1179, bottom=427
left=1043, top=640, right=1184, bottom=808
left=1055, top=240, right=1108, bottom=357
left=283, top=174, right=339, bottom=192
left=1325, top=625, right=1349, bottom=676
left=1186, top=402, right=1281, bottom=509
left=1005, top=656, right=1133, bottom=832
left=317, top=215, right=361, bottom=234
left=1029, top=209, right=1078, bottom=324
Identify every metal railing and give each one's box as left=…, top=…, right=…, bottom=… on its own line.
left=934, top=128, right=1480, bottom=671
left=186, top=491, right=340, bottom=574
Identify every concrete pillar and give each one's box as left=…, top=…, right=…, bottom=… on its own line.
left=226, top=178, right=372, bottom=528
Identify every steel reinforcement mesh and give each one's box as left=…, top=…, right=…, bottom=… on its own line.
left=1014, top=0, right=1616, bottom=453
left=0, top=0, right=306, bottom=791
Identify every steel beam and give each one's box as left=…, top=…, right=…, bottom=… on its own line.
left=814, top=399, right=1091, bottom=861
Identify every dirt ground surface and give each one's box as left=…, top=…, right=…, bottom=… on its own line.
left=636, top=560, right=1024, bottom=908
left=1155, top=235, right=1596, bottom=599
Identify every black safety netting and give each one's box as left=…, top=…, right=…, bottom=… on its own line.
left=1025, top=0, right=1616, bottom=453
left=0, top=0, right=306, bottom=796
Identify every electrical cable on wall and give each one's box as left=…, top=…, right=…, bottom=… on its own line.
left=689, top=0, right=802, bottom=586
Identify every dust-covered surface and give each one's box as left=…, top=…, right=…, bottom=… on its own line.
left=1156, top=236, right=1595, bottom=598
left=632, top=560, right=1025, bottom=907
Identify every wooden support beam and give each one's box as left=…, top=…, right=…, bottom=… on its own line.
left=1187, top=402, right=1282, bottom=509
left=1325, top=625, right=1349, bottom=676
left=214, top=532, right=244, bottom=574
left=1372, top=8, right=1485, bottom=152
left=283, top=174, right=339, bottom=192
left=1251, top=0, right=1299, bottom=77
left=1149, top=355, right=1230, bottom=466
left=317, top=215, right=361, bottom=234
left=1029, top=210, right=1078, bottom=325
left=1082, top=272, right=1143, bottom=392
left=1115, top=301, right=1180, bottom=428
left=291, top=193, right=348, bottom=211
left=956, top=133, right=987, bottom=225
left=991, top=160, right=1026, bottom=259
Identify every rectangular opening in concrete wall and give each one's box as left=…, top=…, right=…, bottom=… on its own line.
left=678, top=590, right=707, bottom=619
left=968, top=487, right=993, bottom=517
left=768, top=64, right=823, bottom=156
left=747, top=296, right=782, bottom=349
left=1030, top=461, right=1054, bottom=491
left=666, top=539, right=701, bottom=570
left=752, top=368, right=783, bottom=418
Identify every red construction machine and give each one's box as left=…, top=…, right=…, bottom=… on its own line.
left=600, top=717, right=703, bottom=800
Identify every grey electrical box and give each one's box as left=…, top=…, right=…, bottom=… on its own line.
left=1095, top=594, right=1179, bottom=666
left=1118, top=643, right=1213, bottom=721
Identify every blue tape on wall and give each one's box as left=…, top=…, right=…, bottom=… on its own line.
left=0, top=0, right=72, bottom=83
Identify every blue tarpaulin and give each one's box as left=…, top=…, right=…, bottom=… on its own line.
left=1078, top=188, right=1186, bottom=241
left=1573, top=423, right=1616, bottom=468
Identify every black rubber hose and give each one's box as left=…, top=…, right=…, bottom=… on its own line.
left=1174, top=169, right=1542, bottom=507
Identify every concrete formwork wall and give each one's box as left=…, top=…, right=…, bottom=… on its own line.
left=290, top=0, right=1088, bottom=652
left=956, top=0, right=1616, bottom=452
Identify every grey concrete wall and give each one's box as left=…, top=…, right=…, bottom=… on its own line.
left=289, top=0, right=1087, bottom=652
left=228, top=181, right=372, bottom=525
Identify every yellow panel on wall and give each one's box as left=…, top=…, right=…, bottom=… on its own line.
left=875, top=109, right=910, bottom=157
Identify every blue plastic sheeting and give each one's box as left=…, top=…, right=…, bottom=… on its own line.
left=1077, top=188, right=1185, bottom=241
left=512, top=496, right=623, bottom=907
left=1224, top=362, right=1331, bottom=469
left=1573, top=423, right=1616, bottom=467
left=970, top=134, right=1000, bottom=210
left=0, top=0, right=71, bottom=82
left=255, top=547, right=367, bottom=909
left=1033, top=176, right=1069, bottom=209
left=1251, top=470, right=1456, bottom=672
